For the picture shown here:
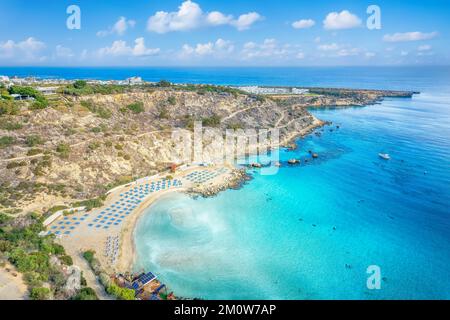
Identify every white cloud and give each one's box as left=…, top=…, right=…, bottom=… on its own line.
left=148, top=1, right=203, bottom=33
left=337, top=48, right=360, bottom=57
left=314, top=37, right=321, bottom=43
left=55, top=45, right=74, bottom=58
left=231, top=12, right=263, bottom=31
left=418, top=44, right=431, bottom=51
left=292, top=19, right=315, bottom=29
left=365, top=52, right=376, bottom=58
left=318, top=43, right=340, bottom=51
left=401, top=51, right=409, bottom=56
left=0, top=37, right=46, bottom=61
left=207, top=11, right=233, bottom=26
left=417, top=50, right=434, bottom=57
left=241, top=38, right=289, bottom=60
left=147, top=1, right=262, bottom=33
left=181, top=38, right=234, bottom=57
left=317, top=43, right=365, bottom=58
left=80, top=49, right=88, bottom=60
left=98, top=38, right=160, bottom=57
left=97, top=17, right=136, bottom=37
left=383, top=31, right=438, bottom=42
left=296, top=52, right=305, bottom=59
left=323, top=10, right=362, bottom=30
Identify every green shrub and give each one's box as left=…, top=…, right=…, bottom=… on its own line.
left=46, top=205, right=68, bottom=216
left=82, top=250, right=95, bottom=264
left=126, top=102, right=144, bottom=114
left=156, top=80, right=171, bottom=87
left=56, top=143, right=71, bottom=158
left=202, top=114, right=221, bottom=127
left=59, top=255, right=73, bottom=266
left=0, top=121, right=23, bottom=131
left=0, top=213, right=12, bottom=225
left=23, top=271, right=43, bottom=287
left=29, top=100, right=48, bottom=110
left=80, top=100, right=112, bottom=119
left=88, top=142, right=101, bottom=150
left=0, top=136, right=15, bottom=149
left=6, top=161, right=26, bottom=170
left=0, top=100, right=19, bottom=116
left=72, top=287, right=98, bottom=300
left=73, top=197, right=104, bottom=211
left=73, top=80, right=87, bottom=89
left=107, top=283, right=135, bottom=300
left=158, top=106, right=169, bottom=119
left=8, top=86, right=48, bottom=109
left=25, top=135, right=44, bottom=147
left=167, top=96, right=176, bottom=105
left=27, top=148, right=43, bottom=156
left=63, top=83, right=125, bottom=96
left=29, top=287, right=52, bottom=300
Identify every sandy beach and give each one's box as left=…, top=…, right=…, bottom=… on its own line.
left=50, top=164, right=239, bottom=292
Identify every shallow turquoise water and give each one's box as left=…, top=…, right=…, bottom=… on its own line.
left=129, top=69, right=450, bottom=299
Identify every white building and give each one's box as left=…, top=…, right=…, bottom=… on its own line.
left=127, top=76, right=143, bottom=85
left=236, top=86, right=308, bottom=95
left=36, top=87, right=58, bottom=95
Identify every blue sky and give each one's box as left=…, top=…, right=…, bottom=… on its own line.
left=0, top=0, right=448, bottom=66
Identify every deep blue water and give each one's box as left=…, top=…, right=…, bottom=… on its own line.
left=3, top=66, right=449, bottom=299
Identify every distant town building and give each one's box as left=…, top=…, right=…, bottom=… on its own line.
left=235, top=86, right=309, bottom=95
left=127, top=76, right=144, bottom=85
left=10, top=94, right=35, bottom=101
left=36, top=87, right=58, bottom=95
left=0, top=75, right=10, bottom=82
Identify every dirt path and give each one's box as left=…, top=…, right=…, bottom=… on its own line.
left=275, top=110, right=285, bottom=127
left=72, top=253, right=113, bottom=300
left=222, top=105, right=259, bottom=121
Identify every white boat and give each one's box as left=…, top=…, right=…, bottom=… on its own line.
left=378, top=153, right=391, bottom=160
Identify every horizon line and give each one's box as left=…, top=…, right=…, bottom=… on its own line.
left=1, top=65, right=450, bottom=69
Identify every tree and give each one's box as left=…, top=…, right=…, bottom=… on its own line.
left=157, top=80, right=171, bottom=87
left=59, top=255, right=73, bottom=266
left=73, top=80, right=87, bottom=89
left=82, top=250, right=95, bottom=264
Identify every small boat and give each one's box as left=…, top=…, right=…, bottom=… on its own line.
left=378, top=153, right=391, bottom=160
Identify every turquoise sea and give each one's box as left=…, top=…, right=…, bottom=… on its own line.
left=2, top=66, right=449, bottom=299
